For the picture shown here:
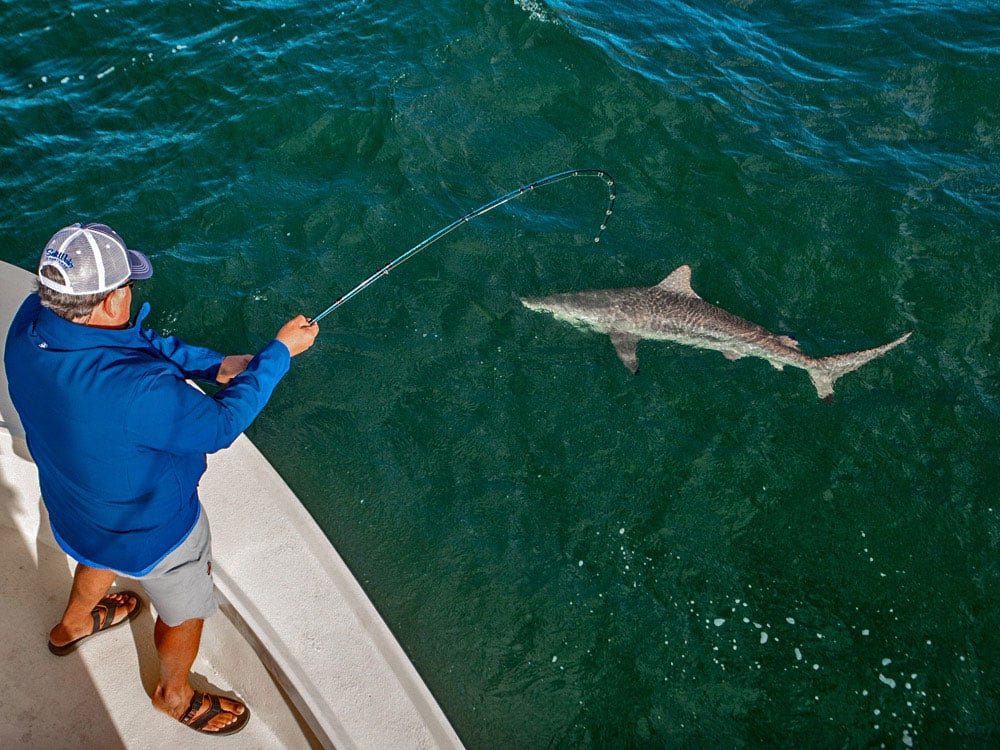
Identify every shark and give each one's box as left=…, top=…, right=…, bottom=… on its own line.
left=520, top=265, right=911, bottom=401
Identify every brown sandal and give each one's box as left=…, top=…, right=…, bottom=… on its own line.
left=180, top=691, right=251, bottom=735
left=48, top=591, right=142, bottom=656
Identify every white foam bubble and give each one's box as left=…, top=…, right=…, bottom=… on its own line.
left=96, top=66, right=115, bottom=79
left=879, top=674, right=897, bottom=688
left=794, top=647, right=802, bottom=661
left=760, top=632, right=768, bottom=644
left=513, top=0, right=559, bottom=23
left=714, top=618, right=726, bottom=627
left=786, top=617, right=796, bottom=625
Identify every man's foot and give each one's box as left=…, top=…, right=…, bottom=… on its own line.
left=48, top=591, right=142, bottom=656
left=157, top=690, right=250, bottom=735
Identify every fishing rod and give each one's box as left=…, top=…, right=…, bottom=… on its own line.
left=308, top=169, right=616, bottom=324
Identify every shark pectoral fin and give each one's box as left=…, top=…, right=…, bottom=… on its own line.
left=609, top=332, right=641, bottom=374
left=722, top=350, right=742, bottom=361
left=810, top=370, right=835, bottom=401
left=778, top=335, right=801, bottom=351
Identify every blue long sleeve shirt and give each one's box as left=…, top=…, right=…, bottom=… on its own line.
left=4, top=294, right=291, bottom=575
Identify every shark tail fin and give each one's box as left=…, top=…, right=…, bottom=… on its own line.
left=808, top=331, right=912, bottom=402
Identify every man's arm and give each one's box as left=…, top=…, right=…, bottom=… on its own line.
left=215, top=316, right=318, bottom=384
left=127, top=316, right=319, bottom=454
left=142, top=328, right=226, bottom=382
left=145, top=317, right=318, bottom=384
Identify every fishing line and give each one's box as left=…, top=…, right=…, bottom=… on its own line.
left=308, top=169, right=615, bottom=324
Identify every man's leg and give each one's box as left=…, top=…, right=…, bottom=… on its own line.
left=49, top=563, right=137, bottom=648
left=150, top=616, right=245, bottom=732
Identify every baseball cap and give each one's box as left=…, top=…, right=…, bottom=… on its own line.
left=38, top=222, right=153, bottom=296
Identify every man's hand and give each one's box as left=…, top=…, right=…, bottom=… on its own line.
left=216, top=354, right=253, bottom=384
left=276, top=316, right=319, bottom=357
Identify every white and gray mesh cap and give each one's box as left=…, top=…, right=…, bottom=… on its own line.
left=38, top=223, right=153, bottom=296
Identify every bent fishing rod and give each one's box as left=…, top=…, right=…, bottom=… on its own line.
left=308, top=169, right=616, bottom=325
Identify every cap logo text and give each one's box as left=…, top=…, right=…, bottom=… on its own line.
left=44, top=248, right=74, bottom=269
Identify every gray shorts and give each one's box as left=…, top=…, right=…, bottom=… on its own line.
left=132, top=506, right=218, bottom=627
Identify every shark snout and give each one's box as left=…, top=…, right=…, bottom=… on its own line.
left=520, top=297, right=556, bottom=314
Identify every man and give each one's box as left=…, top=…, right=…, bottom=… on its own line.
left=4, top=223, right=319, bottom=735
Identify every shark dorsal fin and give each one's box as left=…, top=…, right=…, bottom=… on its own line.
left=656, top=265, right=701, bottom=299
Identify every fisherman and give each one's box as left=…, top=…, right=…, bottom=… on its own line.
left=3, top=223, right=319, bottom=736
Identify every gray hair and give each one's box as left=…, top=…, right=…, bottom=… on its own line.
left=37, top=265, right=108, bottom=321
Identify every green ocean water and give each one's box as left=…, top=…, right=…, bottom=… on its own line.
left=2, top=1, right=999, bottom=746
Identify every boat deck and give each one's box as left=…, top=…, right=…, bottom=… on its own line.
left=0, top=436, right=313, bottom=748
left=0, top=260, right=464, bottom=749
